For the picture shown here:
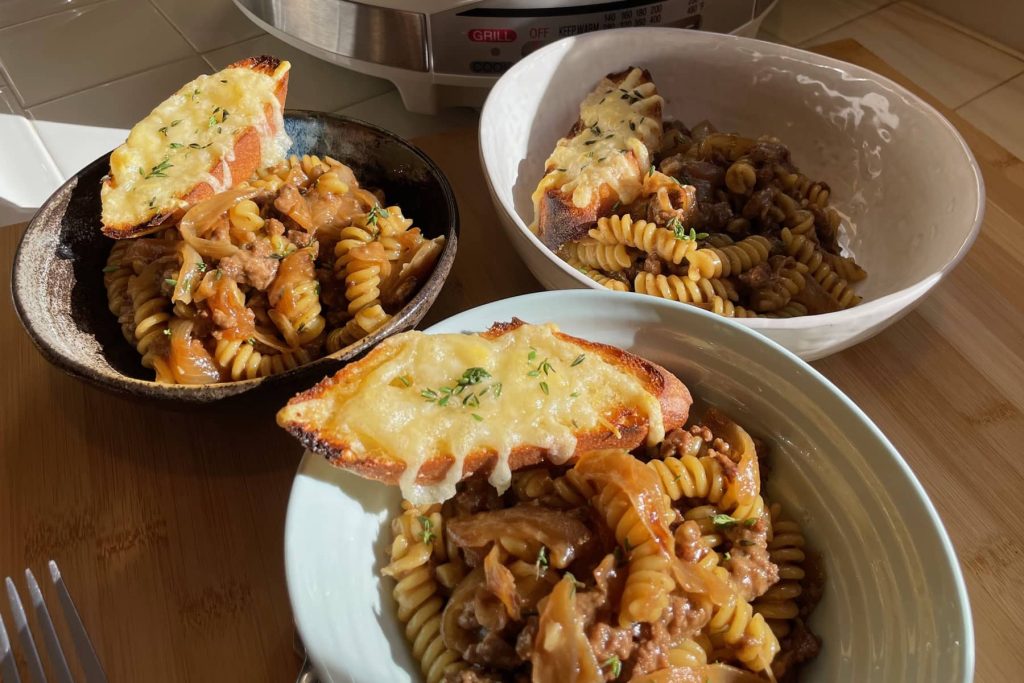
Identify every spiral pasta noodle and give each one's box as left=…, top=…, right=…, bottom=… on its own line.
left=127, top=265, right=173, bottom=382
left=268, top=248, right=325, bottom=348
left=724, top=159, right=756, bottom=195
left=333, top=221, right=376, bottom=277
left=543, top=105, right=866, bottom=318
left=777, top=169, right=829, bottom=207
left=325, top=304, right=391, bottom=352
left=382, top=505, right=464, bottom=683
left=686, top=235, right=772, bottom=281
left=563, top=253, right=629, bottom=292
left=754, top=505, right=808, bottom=636
left=781, top=228, right=860, bottom=308
left=384, top=409, right=822, bottom=680
left=568, top=239, right=635, bottom=272
left=707, top=577, right=781, bottom=672
left=635, top=273, right=737, bottom=303
left=213, top=338, right=314, bottom=381
left=102, top=154, right=444, bottom=384
left=588, top=214, right=698, bottom=265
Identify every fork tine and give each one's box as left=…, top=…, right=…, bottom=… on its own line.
left=0, top=610, right=23, bottom=683
left=24, top=571, right=72, bottom=683
left=48, top=563, right=108, bottom=683
left=4, top=578, right=46, bottom=683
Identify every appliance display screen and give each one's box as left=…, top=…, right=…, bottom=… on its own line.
left=430, top=1, right=704, bottom=77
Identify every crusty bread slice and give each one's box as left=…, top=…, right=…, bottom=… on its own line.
left=531, top=67, right=664, bottom=249
left=277, top=320, right=691, bottom=501
left=100, top=56, right=291, bottom=238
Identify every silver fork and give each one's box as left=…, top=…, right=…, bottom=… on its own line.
left=0, top=561, right=108, bottom=683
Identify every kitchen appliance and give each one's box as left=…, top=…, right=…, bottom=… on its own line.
left=233, top=0, right=778, bottom=113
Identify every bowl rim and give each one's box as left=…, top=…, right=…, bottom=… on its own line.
left=284, top=289, right=974, bottom=682
left=11, top=110, right=459, bottom=400
left=478, top=27, right=986, bottom=329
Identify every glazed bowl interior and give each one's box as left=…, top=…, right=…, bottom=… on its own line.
left=479, top=28, right=983, bottom=360
left=12, top=111, right=458, bottom=402
left=284, top=290, right=972, bottom=683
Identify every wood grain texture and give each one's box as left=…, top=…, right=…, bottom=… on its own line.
left=0, top=40, right=1019, bottom=682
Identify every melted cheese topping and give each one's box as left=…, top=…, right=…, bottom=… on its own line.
left=531, top=69, right=663, bottom=231
left=286, top=324, right=664, bottom=505
left=101, top=63, right=291, bottom=229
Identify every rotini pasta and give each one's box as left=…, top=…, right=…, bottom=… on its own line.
left=382, top=504, right=465, bottom=683
left=634, top=273, right=739, bottom=307
left=781, top=227, right=861, bottom=309
left=588, top=213, right=698, bottom=264
left=540, top=77, right=866, bottom=319
left=564, top=239, right=635, bottom=272
left=384, top=410, right=822, bottom=681
left=126, top=264, right=173, bottom=382
left=101, top=155, right=444, bottom=384
left=686, top=235, right=772, bottom=281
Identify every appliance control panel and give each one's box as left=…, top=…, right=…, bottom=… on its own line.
left=429, top=1, right=704, bottom=77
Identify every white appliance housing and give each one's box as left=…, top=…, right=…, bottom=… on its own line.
left=233, top=0, right=778, bottom=113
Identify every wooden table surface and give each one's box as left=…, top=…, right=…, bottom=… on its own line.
left=0, top=39, right=1020, bottom=682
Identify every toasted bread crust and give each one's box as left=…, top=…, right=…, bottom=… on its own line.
left=536, top=67, right=661, bottom=249
left=278, top=320, right=692, bottom=487
left=101, top=56, right=290, bottom=239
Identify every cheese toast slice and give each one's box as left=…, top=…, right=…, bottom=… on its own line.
left=531, top=67, right=664, bottom=249
left=277, top=320, right=691, bottom=504
left=100, top=56, right=291, bottom=238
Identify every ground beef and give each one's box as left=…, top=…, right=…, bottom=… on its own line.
left=699, top=201, right=734, bottom=233
left=742, top=188, right=776, bottom=222
left=640, top=252, right=663, bottom=275
left=444, top=475, right=506, bottom=521
left=793, top=273, right=840, bottom=314
left=712, top=449, right=739, bottom=482
left=630, top=595, right=710, bottom=677
left=723, top=521, right=778, bottom=601
left=124, top=237, right=176, bottom=265
left=773, top=618, right=822, bottom=681
left=738, top=262, right=772, bottom=289
left=463, top=631, right=519, bottom=670
left=444, top=669, right=504, bottom=683
left=748, top=140, right=791, bottom=166
left=673, top=521, right=707, bottom=564
left=659, top=427, right=700, bottom=459
left=266, top=217, right=286, bottom=237
left=274, top=183, right=312, bottom=230
left=514, top=617, right=538, bottom=661
left=218, top=238, right=279, bottom=291
left=588, top=621, right=635, bottom=668
left=287, top=229, right=314, bottom=248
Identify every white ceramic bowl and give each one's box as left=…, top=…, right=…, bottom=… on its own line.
left=478, top=28, right=984, bottom=361
left=285, top=290, right=972, bottom=683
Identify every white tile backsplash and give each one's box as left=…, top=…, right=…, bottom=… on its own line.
left=27, top=57, right=211, bottom=177
left=0, top=75, right=63, bottom=226
left=203, top=34, right=393, bottom=113
left=0, top=0, right=193, bottom=107
left=150, top=0, right=263, bottom=52
left=28, top=56, right=209, bottom=129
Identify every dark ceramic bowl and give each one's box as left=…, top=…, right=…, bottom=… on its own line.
left=12, top=111, right=458, bottom=403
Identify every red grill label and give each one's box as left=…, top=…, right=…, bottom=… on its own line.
left=468, top=28, right=517, bottom=43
